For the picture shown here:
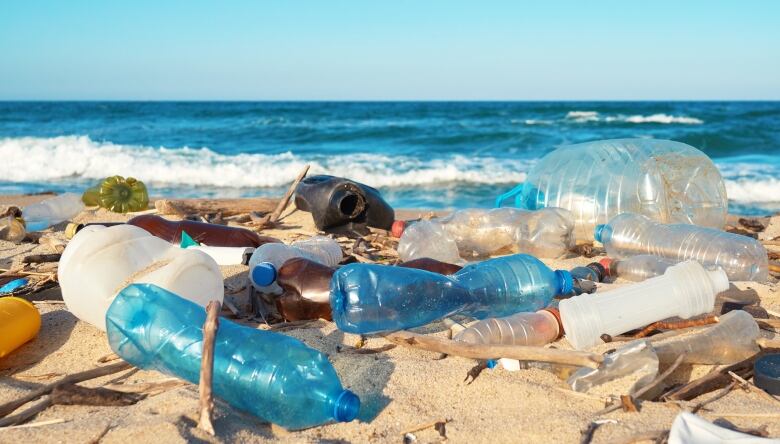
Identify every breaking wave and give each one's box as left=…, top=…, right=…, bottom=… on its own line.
left=565, top=111, right=703, bottom=124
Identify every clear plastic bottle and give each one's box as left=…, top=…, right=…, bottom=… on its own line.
left=397, top=207, right=575, bottom=263
left=501, top=139, right=728, bottom=241
left=330, top=254, right=573, bottom=334
left=23, top=193, right=84, bottom=231
left=248, top=236, right=343, bottom=293
left=107, top=283, right=359, bottom=430
left=652, top=310, right=760, bottom=365
left=601, top=255, right=675, bottom=282
left=0, top=216, right=26, bottom=243
left=454, top=309, right=562, bottom=346
left=596, top=213, right=768, bottom=282
left=560, top=261, right=729, bottom=350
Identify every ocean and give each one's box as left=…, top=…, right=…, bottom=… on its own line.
left=1, top=101, right=778, bottom=215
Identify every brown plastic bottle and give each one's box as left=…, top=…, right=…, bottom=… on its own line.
left=67, top=214, right=280, bottom=248
left=274, top=256, right=463, bottom=321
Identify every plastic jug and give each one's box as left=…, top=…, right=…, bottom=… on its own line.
left=331, top=254, right=573, bottom=334
left=498, top=139, right=728, bottom=241
left=0, top=297, right=41, bottom=358
left=596, top=213, right=768, bottom=281
left=23, top=193, right=84, bottom=231
left=454, top=309, right=562, bottom=346
left=248, top=236, right=343, bottom=293
left=560, top=261, right=729, bottom=349
left=397, top=207, right=575, bottom=263
left=82, top=175, right=149, bottom=213
left=58, top=224, right=224, bottom=331
left=600, top=255, right=675, bottom=282
left=107, top=283, right=359, bottom=430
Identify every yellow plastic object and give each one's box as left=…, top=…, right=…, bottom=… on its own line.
left=0, top=297, right=42, bottom=358
left=82, top=176, right=149, bottom=213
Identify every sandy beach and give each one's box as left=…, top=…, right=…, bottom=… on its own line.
left=1, top=194, right=779, bottom=444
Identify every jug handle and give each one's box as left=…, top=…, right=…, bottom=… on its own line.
left=494, top=183, right=524, bottom=208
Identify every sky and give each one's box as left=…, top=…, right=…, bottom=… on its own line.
left=1, top=1, right=779, bottom=100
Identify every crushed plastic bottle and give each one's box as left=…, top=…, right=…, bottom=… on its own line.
left=568, top=340, right=659, bottom=396
left=454, top=309, right=562, bottom=346
left=331, top=254, right=573, bottom=334
left=397, top=207, right=575, bottom=263
left=596, top=213, right=768, bottom=281
left=0, top=215, right=26, bottom=243
left=560, top=261, right=729, bottom=350
left=600, top=255, right=674, bottom=282
left=249, top=236, right=343, bottom=293
left=82, top=175, right=149, bottom=213
left=107, top=283, right=359, bottom=430
left=23, top=193, right=84, bottom=231
left=497, top=139, right=728, bottom=241
left=0, top=296, right=41, bottom=358
left=58, top=224, right=223, bottom=331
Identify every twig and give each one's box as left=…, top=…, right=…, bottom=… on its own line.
left=198, top=300, right=220, bottom=436
left=22, top=254, right=61, bottom=264
left=729, top=371, right=780, bottom=405
left=401, top=418, right=451, bottom=435
left=384, top=330, right=603, bottom=368
left=96, top=353, right=120, bottom=364
left=690, top=382, right=736, bottom=414
left=0, top=397, right=52, bottom=427
left=257, top=165, right=310, bottom=228
left=662, top=353, right=757, bottom=401
left=633, top=315, right=719, bottom=338
left=0, top=418, right=66, bottom=430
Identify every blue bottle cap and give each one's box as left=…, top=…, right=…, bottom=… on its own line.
left=252, top=262, right=277, bottom=286
left=555, top=270, right=574, bottom=295
left=486, top=359, right=497, bottom=369
left=594, top=224, right=610, bottom=243
left=754, top=353, right=780, bottom=396
left=333, top=390, right=360, bottom=422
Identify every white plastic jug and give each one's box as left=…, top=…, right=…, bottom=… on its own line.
left=59, top=224, right=224, bottom=330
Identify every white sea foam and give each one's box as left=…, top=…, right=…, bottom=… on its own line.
left=565, top=111, right=600, bottom=122
left=566, top=111, right=703, bottom=124
left=0, top=135, right=529, bottom=188
left=724, top=178, right=780, bottom=203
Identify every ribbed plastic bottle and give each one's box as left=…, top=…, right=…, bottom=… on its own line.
left=106, top=283, right=359, bottom=430
left=58, top=224, right=224, bottom=331
left=0, top=296, right=41, bottom=358
left=330, top=254, right=573, bottom=334
left=560, top=261, right=729, bottom=350
left=499, top=139, right=728, bottom=241
left=454, top=309, right=562, bottom=346
left=23, top=193, right=84, bottom=231
left=397, top=207, right=575, bottom=263
left=600, top=255, right=674, bottom=282
left=82, top=175, right=149, bottom=213
left=248, top=236, right=343, bottom=293
left=596, top=213, right=768, bottom=281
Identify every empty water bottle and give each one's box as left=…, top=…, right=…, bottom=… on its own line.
left=23, top=193, right=84, bottom=231
left=596, top=213, right=768, bottom=281
left=331, top=254, right=573, bottom=334
left=497, top=139, right=728, bottom=241
left=600, top=255, right=674, bottom=282
left=107, top=284, right=359, bottom=430
left=454, top=309, right=562, bottom=346
left=249, top=236, right=343, bottom=293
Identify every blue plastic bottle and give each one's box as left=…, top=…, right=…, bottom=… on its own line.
left=330, top=254, right=573, bottom=334
left=106, top=283, right=360, bottom=430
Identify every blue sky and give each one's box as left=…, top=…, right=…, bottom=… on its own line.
left=1, top=1, right=778, bottom=100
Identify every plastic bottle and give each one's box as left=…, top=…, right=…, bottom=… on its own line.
left=66, top=214, right=281, bottom=248
left=454, top=309, right=562, bottom=346
left=331, top=254, right=574, bottom=334
left=248, top=236, right=343, bottom=292
left=596, top=213, right=768, bottom=281
left=0, top=216, right=26, bottom=243
left=560, top=261, right=729, bottom=350
left=107, top=283, right=359, bottom=430
left=497, top=139, right=728, bottom=241
left=23, top=193, right=84, bottom=231
left=570, top=262, right=606, bottom=282
left=294, top=175, right=395, bottom=232
left=397, top=207, right=575, bottom=263
left=58, top=224, right=224, bottom=331
left=82, top=176, right=149, bottom=213
left=652, top=310, right=760, bottom=365
left=0, top=297, right=41, bottom=358
left=600, top=255, right=675, bottom=282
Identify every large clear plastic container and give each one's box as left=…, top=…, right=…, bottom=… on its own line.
left=560, top=261, right=729, bottom=350
left=107, top=283, right=359, bottom=430
left=503, top=139, right=728, bottom=241
left=330, top=253, right=573, bottom=334
left=58, top=224, right=223, bottom=331
left=248, top=236, right=343, bottom=293
left=23, top=193, right=84, bottom=231
left=397, top=207, right=575, bottom=263
left=454, top=309, right=561, bottom=346
left=596, top=213, right=768, bottom=282
left=602, top=255, right=675, bottom=282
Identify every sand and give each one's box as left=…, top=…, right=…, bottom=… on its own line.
left=1, top=195, right=779, bottom=443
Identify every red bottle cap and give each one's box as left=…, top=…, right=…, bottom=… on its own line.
left=541, top=307, right=564, bottom=339
left=391, top=220, right=406, bottom=238
left=599, top=257, right=614, bottom=277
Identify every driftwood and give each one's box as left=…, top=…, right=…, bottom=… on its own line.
left=154, top=197, right=279, bottom=217
left=51, top=383, right=145, bottom=406
left=21, top=254, right=61, bottom=264
left=663, top=353, right=757, bottom=401
left=384, top=330, right=603, bottom=369
left=198, top=301, right=221, bottom=436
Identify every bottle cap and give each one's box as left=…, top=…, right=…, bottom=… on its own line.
left=333, top=390, right=360, bottom=422
left=594, top=224, right=608, bottom=243
left=599, top=258, right=614, bottom=277
left=65, top=223, right=83, bottom=239
left=555, top=270, right=574, bottom=295
left=391, top=220, right=406, bottom=238
left=541, top=307, right=564, bottom=339
left=252, top=262, right=278, bottom=286
left=754, top=354, right=780, bottom=395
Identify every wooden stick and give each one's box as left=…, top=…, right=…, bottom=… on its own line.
left=154, top=197, right=278, bottom=217
left=22, top=254, right=61, bottom=264
left=0, top=362, right=131, bottom=419
left=0, top=418, right=66, bottom=430
left=198, top=301, right=221, bottom=436
left=268, top=165, right=309, bottom=225
left=633, top=315, right=719, bottom=338
left=0, top=398, right=53, bottom=427
left=384, top=330, right=603, bottom=368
